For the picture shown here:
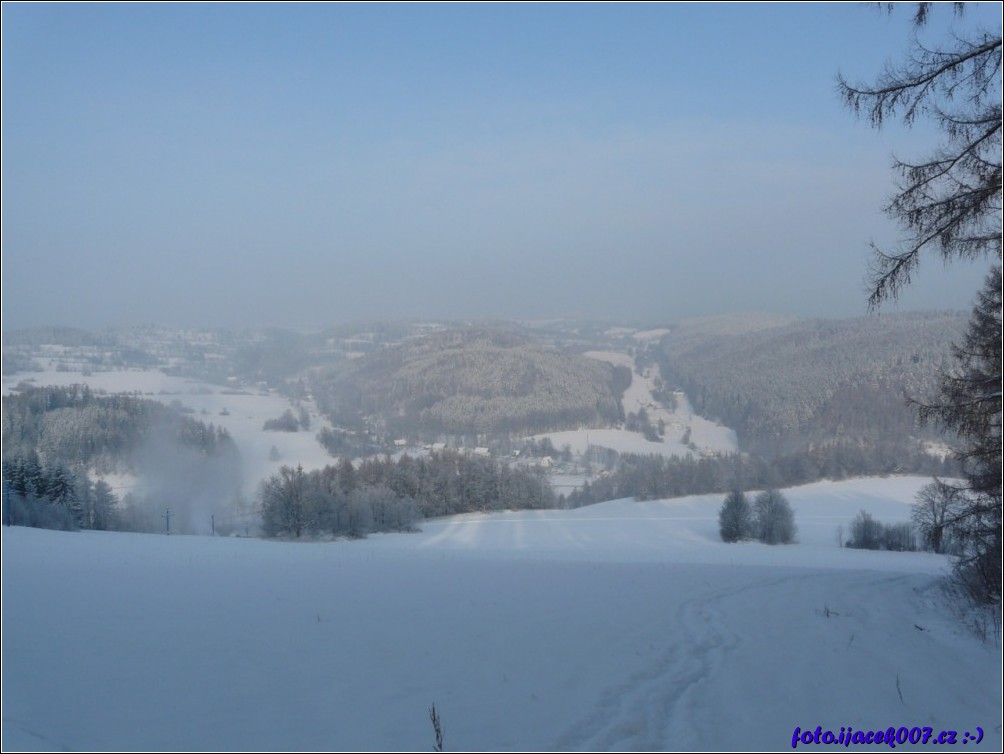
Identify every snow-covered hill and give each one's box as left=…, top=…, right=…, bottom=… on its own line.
left=534, top=350, right=738, bottom=462
left=2, top=477, right=999, bottom=752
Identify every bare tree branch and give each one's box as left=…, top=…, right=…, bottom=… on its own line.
left=837, top=3, right=1001, bottom=306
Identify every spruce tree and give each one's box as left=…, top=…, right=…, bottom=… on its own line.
left=719, top=489, right=752, bottom=543
left=919, top=268, right=1002, bottom=604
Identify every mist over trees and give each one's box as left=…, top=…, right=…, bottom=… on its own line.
left=2, top=384, right=242, bottom=534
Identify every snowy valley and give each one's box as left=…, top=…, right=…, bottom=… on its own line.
left=2, top=317, right=999, bottom=752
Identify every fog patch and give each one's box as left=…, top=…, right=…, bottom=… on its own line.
left=128, top=415, right=243, bottom=535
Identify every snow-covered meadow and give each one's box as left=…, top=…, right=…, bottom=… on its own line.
left=2, top=477, right=1000, bottom=752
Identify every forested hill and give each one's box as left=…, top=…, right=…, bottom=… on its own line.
left=312, top=327, right=630, bottom=438
left=656, top=311, right=967, bottom=455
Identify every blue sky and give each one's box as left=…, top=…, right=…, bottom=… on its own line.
left=2, top=2, right=998, bottom=329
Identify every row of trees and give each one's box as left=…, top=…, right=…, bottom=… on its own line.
left=260, top=464, right=420, bottom=539
left=260, top=451, right=556, bottom=538
left=845, top=510, right=921, bottom=553
left=565, top=441, right=955, bottom=508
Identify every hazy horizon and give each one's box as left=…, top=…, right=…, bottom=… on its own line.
left=2, top=3, right=997, bottom=331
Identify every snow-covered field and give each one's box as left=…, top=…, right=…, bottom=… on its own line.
left=3, top=477, right=1000, bottom=752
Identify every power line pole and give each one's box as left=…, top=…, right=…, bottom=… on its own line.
left=162, top=508, right=171, bottom=535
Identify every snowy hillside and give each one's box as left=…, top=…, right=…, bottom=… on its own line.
left=2, top=477, right=1000, bottom=752
left=534, top=350, right=738, bottom=462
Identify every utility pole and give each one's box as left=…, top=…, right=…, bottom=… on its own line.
left=211, top=514, right=215, bottom=536
left=162, top=508, right=171, bottom=535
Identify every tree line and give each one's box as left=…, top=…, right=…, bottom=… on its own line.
left=566, top=442, right=956, bottom=508
left=260, top=451, right=555, bottom=539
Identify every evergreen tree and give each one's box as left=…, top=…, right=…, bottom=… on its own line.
left=918, top=268, right=1002, bottom=603
left=91, top=480, right=117, bottom=531
left=718, top=489, right=752, bottom=543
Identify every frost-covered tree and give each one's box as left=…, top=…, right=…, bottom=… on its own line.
left=43, top=463, right=80, bottom=524
left=753, top=489, right=796, bottom=545
left=260, top=464, right=310, bottom=538
left=719, top=489, right=752, bottom=543
left=345, top=492, right=374, bottom=539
